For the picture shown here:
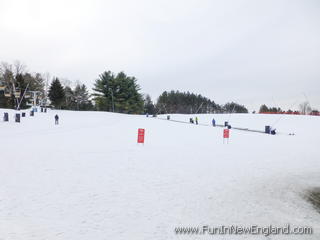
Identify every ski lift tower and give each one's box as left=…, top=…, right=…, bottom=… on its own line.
left=0, top=80, right=6, bottom=93
left=29, top=91, right=41, bottom=111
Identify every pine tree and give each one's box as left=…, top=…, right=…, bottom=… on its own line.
left=64, top=86, right=74, bottom=109
left=144, top=94, right=155, bottom=114
left=259, top=104, right=269, bottom=113
left=74, top=84, right=92, bottom=110
left=92, top=71, right=144, bottom=114
left=223, top=102, right=248, bottom=113
left=48, top=78, right=65, bottom=109
left=156, top=90, right=217, bottom=114
left=92, top=71, right=115, bottom=111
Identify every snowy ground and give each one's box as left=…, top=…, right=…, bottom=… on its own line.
left=0, top=109, right=319, bottom=239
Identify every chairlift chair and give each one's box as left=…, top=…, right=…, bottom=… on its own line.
left=14, top=89, right=21, bottom=98
left=4, top=90, right=11, bottom=97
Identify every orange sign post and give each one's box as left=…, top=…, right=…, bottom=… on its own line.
left=137, top=128, right=145, bottom=144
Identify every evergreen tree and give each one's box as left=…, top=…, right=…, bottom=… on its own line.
left=59, top=83, right=93, bottom=111
left=64, top=86, right=75, bottom=109
left=92, top=71, right=144, bottom=114
left=156, top=90, right=217, bottom=114
left=259, top=105, right=283, bottom=113
left=144, top=94, right=155, bottom=114
left=74, top=84, right=92, bottom=110
left=92, top=71, right=115, bottom=111
left=48, top=78, right=65, bottom=109
left=223, top=102, right=248, bottom=113
left=259, top=104, right=269, bottom=113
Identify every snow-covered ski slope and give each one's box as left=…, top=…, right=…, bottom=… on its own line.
left=0, top=109, right=319, bottom=240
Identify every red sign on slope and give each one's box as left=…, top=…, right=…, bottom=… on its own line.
left=137, top=128, right=145, bottom=143
left=223, top=129, right=230, bottom=138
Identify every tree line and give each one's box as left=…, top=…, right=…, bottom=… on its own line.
left=259, top=103, right=319, bottom=115
left=48, top=78, right=93, bottom=111
left=0, top=61, right=249, bottom=114
left=149, top=90, right=248, bottom=114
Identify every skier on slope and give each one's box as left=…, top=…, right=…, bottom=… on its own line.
left=55, top=114, right=59, bottom=125
left=212, top=118, right=216, bottom=126
left=195, top=116, right=198, bottom=125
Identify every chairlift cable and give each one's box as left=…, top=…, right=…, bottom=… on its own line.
left=270, top=99, right=299, bottom=129
left=227, top=103, right=237, bottom=122
left=17, top=83, right=30, bottom=110
left=151, top=115, right=294, bottom=136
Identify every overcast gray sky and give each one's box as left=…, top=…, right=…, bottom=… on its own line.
left=1, top=0, right=319, bottom=111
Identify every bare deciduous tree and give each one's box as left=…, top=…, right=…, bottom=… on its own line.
left=299, top=101, right=312, bottom=115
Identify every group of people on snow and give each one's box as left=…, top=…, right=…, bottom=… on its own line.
left=189, top=117, right=198, bottom=124
left=145, top=113, right=277, bottom=134
left=189, top=117, right=217, bottom=126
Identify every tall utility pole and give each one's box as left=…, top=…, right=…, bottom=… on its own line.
left=44, top=72, right=50, bottom=107
left=110, top=88, right=115, bottom=112
left=29, top=91, right=40, bottom=109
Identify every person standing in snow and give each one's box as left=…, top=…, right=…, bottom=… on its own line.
left=55, top=114, right=59, bottom=125
left=195, top=116, right=198, bottom=125
left=212, top=118, right=216, bottom=127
